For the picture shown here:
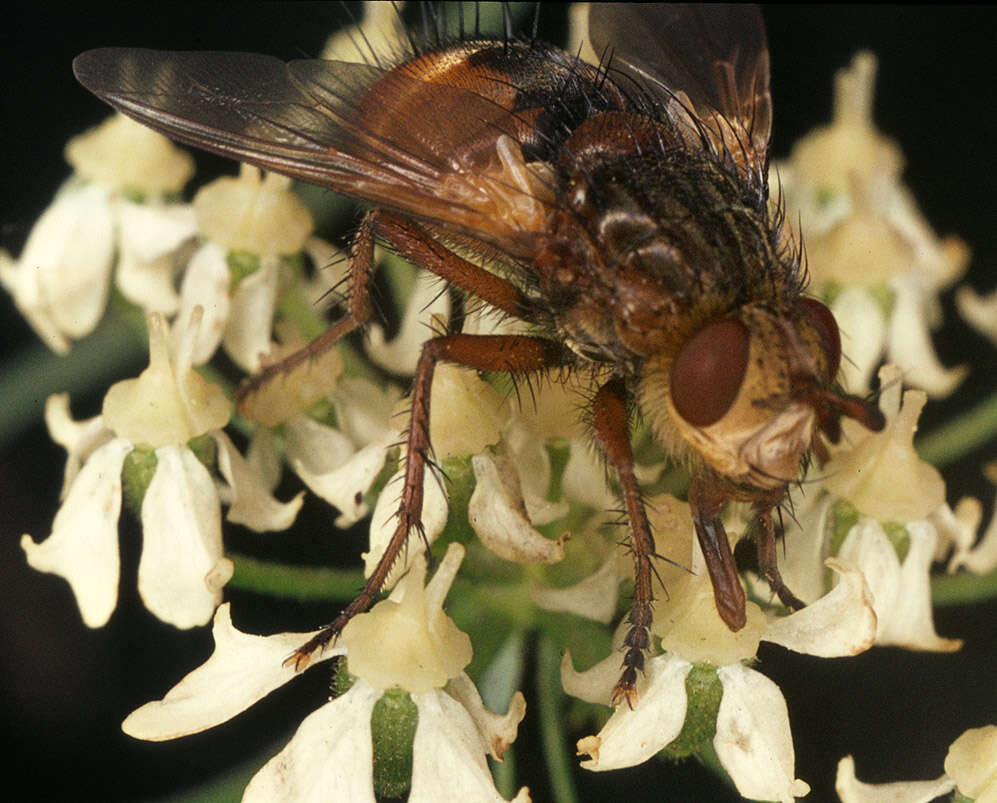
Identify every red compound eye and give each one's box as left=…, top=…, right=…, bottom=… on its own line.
left=670, top=318, right=749, bottom=427
left=796, top=297, right=841, bottom=382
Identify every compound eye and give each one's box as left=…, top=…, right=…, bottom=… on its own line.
left=796, top=297, right=841, bottom=382
left=670, top=318, right=749, bottom=427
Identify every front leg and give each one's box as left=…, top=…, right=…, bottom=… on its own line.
left=590, top=377, right=658, bottom=707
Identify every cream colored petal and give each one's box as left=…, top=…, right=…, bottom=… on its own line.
left=222, top=255, right=280, bottom=372
left=956, top=285, right=997, bottom=346
left=887, top=277, right=966, bottom=398
left=114, top=200, right=197, bottom=314
left=122, top=603, right=339, bottom=740
left=560, top=650, right=620, bottom=708
left=44, top=393, right=113, bottom=499
left=344, top=546, right=472, bottom=694
left=366, top=268, right=451, bottom=376
left=175, top=242, right=231, bottom=365
left=242, top=683, right=379, bottom=803
left=835, top=755, right=955, bottom=803
left=138, top=445, right=228, bottom=628
left=469, top=453, right=566, bottom=565
left=762, top=558, right=876, bottom=657
left=284, top=415, right=388, bottom=528
left=410, top=690, right=531, bottom=803
left=773, top=492, right=834, bottom=605
left=715, top=664, right=810, bottom=802
left=193, top=165, right=313, bottom=257
left=0, top=183, right=114, bottom=350
left=429, top=365, right=506, bottom=459
left=365, top=464, right=449, bottom=587
left=561, top=443, right=617, bottom=510
left=578, top=654, right=692, bottom=770
left=839, top=519, right=961, bottom=651
left=21, top=437, right=131, bottom=628
left=245, top=684, right=380, bottom=802
left=332, top=377, right=403, bottom=447
left=445, top=673, right=526, bottom=762
left=832, top=286, right=886, bottom=395
left=212, top=430, right=303, bottom=532
left=530, top=550, right=619, bottom=623
left=66, top=114, right=194, bottom=194
left=944, top=725, right=997, bottom=803
left=944, top=494, right=997, bottom=575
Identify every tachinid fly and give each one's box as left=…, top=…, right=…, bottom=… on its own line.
left=73, top=3, right=886, bottom=704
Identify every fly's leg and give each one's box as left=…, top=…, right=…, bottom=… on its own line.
left=591, top=377, right=659, bottom=708
left=236, top=208, right=529, bottom=413
left=688, top=474, right=748, bottom=631
left=288, top=332, right=572, bottom=669
left=753, top=507, right=805, bottom=611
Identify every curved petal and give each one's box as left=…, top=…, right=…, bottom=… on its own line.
left=21, top=437, right=131, bottom=627
left=138, top=445, right=228, bottom=628
left=578, top=654, right=692, bottom=771
left=410, top=690, right=529, bottom=803
left=835, top=755, right=955, bottom=803
left=715, top=664, right=810, bottom=802
left=445, top=673, right=526, bottom=762
left=367, top=267, right=451, bottom=375
left=122, top=603, right=339, bottom=740
left=213, top=430, right=303, bottom=532
left=242, top=681, right=380, bottom=803
left=175, top=242, right=231, bottom=365
left=222, top=255, right=280, bottom=372
left=762, top=558, right=876, bottom=657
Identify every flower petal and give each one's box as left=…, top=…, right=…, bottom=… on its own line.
left=410, top=690, right=530, bottom=803
left=887, top=277, right=966, bottom=397
left=284, top=415, right=388, bottom=528
left=835, top=755, right=955, bottom=803
left=221, top=255, right=280, bottom=372
left=175, top=242, right=231, bottom=365
left=367, top=268, right=451, bottom=375
left=242, top=683, right=380, bottom=803
left=0, top=182, right=114, bottom=352
left=43, top=393, right=113, bottom=499
left=213, top=430, right=303, bottom=532
left=578, top=654, right=692, bottom=770
left=832, top=286, right=886, bottom=395
left=529, top=551, right=619, bottom=623
left=944, top=725, right=997, bottom=802
left=469, top=453, right=566, bottom=565
left=138, top=445, right=229, bottom=628
left=838, top=519, right=962, bottom=651
left=762, top=558, right=876, bottom=657
left=122, top=603, right=340, bottom=740
left=445, top=673, right=526, bottom=762
left=21, top=437, right=131, bottom=627
left=714, top=664, right=810, bottom=802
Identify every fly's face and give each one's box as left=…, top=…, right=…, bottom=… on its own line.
left=73, top=3, right=887, bottom=702
left=645, top=296, right=851, bottom=492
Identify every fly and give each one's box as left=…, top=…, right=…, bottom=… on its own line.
left=73, top=3, right=886, bottom=705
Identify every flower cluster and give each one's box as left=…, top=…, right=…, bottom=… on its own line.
left=6, top=4, right=996, bottom=802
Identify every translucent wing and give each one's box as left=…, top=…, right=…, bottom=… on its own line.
left=73, top=47, right=565, bottom=256
left=588, top=3, right=771, bottom=170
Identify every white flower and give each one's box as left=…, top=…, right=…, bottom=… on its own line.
left=774, top=53, right=968, bottom=397
left=835, top=724, right=997, bottom=803
left=564, top=495, right=877, bottom=802
left=1, top=115, right=196, bottom=353
left=789, top=364, right=962, bottom=652
left=175, top=164, right=324, bottom=371
left=123, top=544, right=530, bottom=802
left=20, top=309, right=291, bottom=628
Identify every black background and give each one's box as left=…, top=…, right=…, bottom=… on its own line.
left=1, top=5, right=995, bottom=802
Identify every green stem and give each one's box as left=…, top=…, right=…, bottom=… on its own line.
left=931, top=565, right=997, bottom=606
left=537, top=635, right=578, bottom=803
left=915, top=390, right=997, bottom=468
left=228, top=552, right=364, bottom=601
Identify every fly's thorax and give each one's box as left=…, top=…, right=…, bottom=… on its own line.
left=639, top=299, right=842, bottom=491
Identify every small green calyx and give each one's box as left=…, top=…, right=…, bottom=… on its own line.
left=121, top=446, right=158, bottom=517
left=370, top=688, right=419, bottom=799
left=227, top=249, right=261, bottom=290
left=663, top=663, right=723, bottom=759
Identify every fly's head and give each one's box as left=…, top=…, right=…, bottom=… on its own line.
left=640, top=296, right=886, bottom=494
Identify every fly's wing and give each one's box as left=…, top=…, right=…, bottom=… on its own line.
left=588, top=3, right=771, bottom=174
left=73, top=47, right=561, bottom=257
